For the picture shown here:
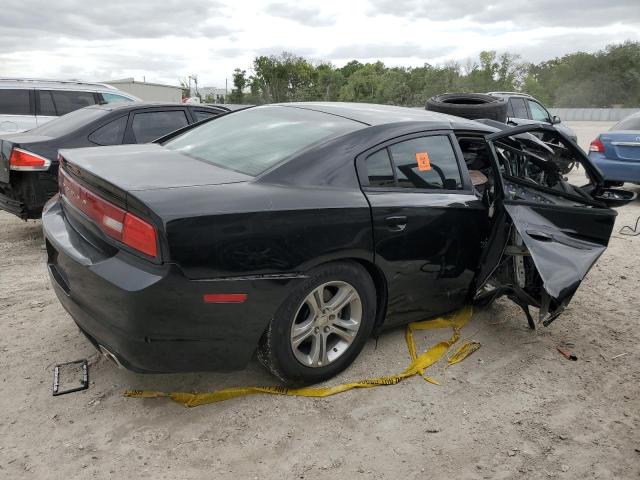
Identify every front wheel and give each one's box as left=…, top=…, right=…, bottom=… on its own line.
left=257, top=262, right=376, bottom=386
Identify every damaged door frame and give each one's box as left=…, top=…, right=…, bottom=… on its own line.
left=474, top=123, right=616, bottom=329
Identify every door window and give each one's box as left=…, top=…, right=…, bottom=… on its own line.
left=509, top=98, right=528, bottom=118
left=131, top=110, right=189, bottom=143
left=388, top=135, right=463, bottom=190
left=0, top=89, right=30, bottom=115
left=364, top=135, right=463, bottom=190
left=37, top=91, right=57, bottom=116
left=51, top=90, right=97, bottom=115
left=527, top=100, right=550, bottom=123
left=88, top=115, right=128, bottom=145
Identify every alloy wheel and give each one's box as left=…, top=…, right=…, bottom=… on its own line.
left=290, top=281, right=362, bottom=368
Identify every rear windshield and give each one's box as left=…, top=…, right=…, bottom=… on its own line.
left=163, top=105, right=365, bottom=176
left=30, top=107, right=107, bottom=136
left=612, top=115, right=640, bottom=131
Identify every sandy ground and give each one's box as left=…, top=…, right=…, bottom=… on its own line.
left=0, top=122, right=638, bottom=479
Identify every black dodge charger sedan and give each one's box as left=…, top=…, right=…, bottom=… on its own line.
left=42, top=102, right=629, bottom=385
left=0, top=102, right=243, bottom=219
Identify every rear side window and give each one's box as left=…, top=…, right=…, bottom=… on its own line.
left=192, top=109, right=219, bottom=121
left=365, top=149, right=395, bottom=187
left=37, top=91, right=57, bottom=116
left=389, top=136, right=463, bottom=190
left=164, top=106, right=364, bottom=176
left=506, top=100, right=514, bottom=117
left=88, top=115, right=128, bottom=145
left=0, top=89, right=30, bottom=115
left=101, top=92, right=134, bottom=104
left=131, top=110, right=189, bottom=143
left=51, top=90, right=97, bottom=115
left=509, top=98, right=528, bottom=118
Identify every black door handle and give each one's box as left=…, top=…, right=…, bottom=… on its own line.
left=385, top=216, right=407, bottom=231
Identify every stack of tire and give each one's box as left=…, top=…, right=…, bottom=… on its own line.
left=425, top=93, right=507, bottom=123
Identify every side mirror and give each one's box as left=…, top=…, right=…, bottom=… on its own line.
left=593, top=188, right=637, bottom=208
left=551, top=115, right=561, bottom=125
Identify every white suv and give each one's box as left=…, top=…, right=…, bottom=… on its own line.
left=0, top=78, right=140, bottom=133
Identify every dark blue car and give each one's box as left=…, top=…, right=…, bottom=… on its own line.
left=589, top=112, right=640, bottom=184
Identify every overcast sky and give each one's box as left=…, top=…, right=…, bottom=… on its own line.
left=1, top=0, right=638, bottom=88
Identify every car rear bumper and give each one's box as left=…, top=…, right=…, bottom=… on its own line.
left=42, top=197, right=304, bottom=373
left=0, top=171, right=58, bottom=219
left=589, top=153, right=640, bottom=184
left=0, top=186, right=27, bottom=218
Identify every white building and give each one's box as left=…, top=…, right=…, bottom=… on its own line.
left=200, top=86, right=228, bottom=102
left=102, top=78, right=183, bottom=102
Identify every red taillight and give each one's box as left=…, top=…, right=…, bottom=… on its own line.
left=59, top=168, right=158, bottom=258
left=203, top=293, right=248, bottom=304
left=122, top=213, right=157, bottom=257
left=589, top=138, right=605, bottom=153
left=9, top=148, right=51, bottom=171
left=83, top=187, right=126, bottom=239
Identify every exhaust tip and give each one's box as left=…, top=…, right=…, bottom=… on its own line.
left=98, top=345, right=123, bottom=369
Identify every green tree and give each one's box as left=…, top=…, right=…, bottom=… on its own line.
left=229, top=68, right=247, bottom=103
left=338, top=62, right=386, bottom=102
left=252, top=52, right=315, bottom=103
left=229, top=41, right=640, bottom=108
left=339, top=60, right=365, bottom=79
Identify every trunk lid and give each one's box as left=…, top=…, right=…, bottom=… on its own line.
left=0, top=134, right=55, bottom=183
left=57, top=144, right=252, bottom=263
left=59, top=144, right=252, bottom=192
left=600, top=131, right=640, bottom=162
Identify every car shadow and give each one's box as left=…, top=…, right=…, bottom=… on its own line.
left=0, top=214, right=43, bottom=244
left=110, top=299, right=542, bottom=407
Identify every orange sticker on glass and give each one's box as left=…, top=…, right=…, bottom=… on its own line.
left=416, top=152, right=431, bottom=171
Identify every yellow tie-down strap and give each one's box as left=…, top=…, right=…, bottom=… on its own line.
left=124, top=306, right=480, bottom=407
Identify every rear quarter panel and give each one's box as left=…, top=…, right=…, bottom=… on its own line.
left=134, top=182, right=374, bottom=279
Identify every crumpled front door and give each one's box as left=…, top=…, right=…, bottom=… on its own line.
left=475, top=124, right=617, bottom=328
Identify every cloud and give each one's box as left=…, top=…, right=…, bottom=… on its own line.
left=500, top=30, right=640, bottom=64
left=210, top=45, right=319, bottom=60
left=0, top=0, right=235, bottom=40
left=254, top=45, right=319, bottom=57
left=328, top=43, right=453, bottom=60
left=0, top=0, right=638, bottom=88
left=367, top=0, right=640, bottom=27
left=264, top=2, right=336, bottom=27
left=0, top=0, right=238, bottom=84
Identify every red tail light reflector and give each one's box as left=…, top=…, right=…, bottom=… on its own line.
left=9, top=148, right=51, bottom=171
left=122, top=213, right=157, bottom=257
left=589, top=138, right=605, bottom=153
left=59, top=168, right=158, bottom=258
left=203, top=293, right=248, bottom=304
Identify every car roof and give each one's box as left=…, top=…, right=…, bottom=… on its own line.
left=488, top=91, right=534, bottom=99
left=86, top=102, right=229, bottom=112
left=204, top=103, right=254, bottom=111
left=277, top=102, right=481, bottom=127
left=0, top=77, right=123, bottom=92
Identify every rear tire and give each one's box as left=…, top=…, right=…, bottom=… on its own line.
left=257, top=261, right=376, bottom=386
left=426, top=93, right=508, bottom=122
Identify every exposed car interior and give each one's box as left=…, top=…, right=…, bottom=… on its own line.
left=455, top=128, right=601, bottom=328
left=456, top=129, right=595, bottom=208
